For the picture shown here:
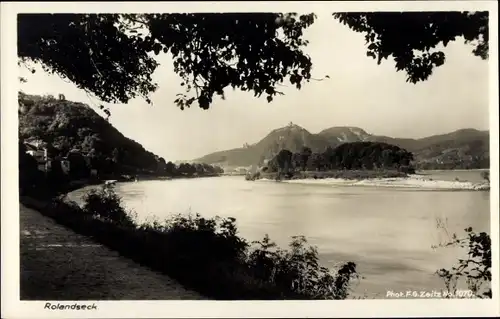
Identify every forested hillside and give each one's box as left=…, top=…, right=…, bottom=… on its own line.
left=195, top=123, right=489, bottom=169
left=18, top=92, right=162, bottom=175
left=18, top=92, right=224, bottom=177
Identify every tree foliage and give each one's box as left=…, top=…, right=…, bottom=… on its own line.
left=18, top=13, right=315, bottom=110
left=18, top=12, right=489, bottom=110
left=275, top=149, right=293, bottom=173
left=434, top=224, right=492, bottom=299
left=18, top=14, right=158, bottom=105
left=299, top=146, right=313, bottom=171
left=333, top=12, right=489, bottom=83
left=82, top=186, right=136, bottom=227
left=247, top=235, right=358, bottom=299
left=267, top=141, right=414, bottom=172
left=18, top=92, right=160, bottom=174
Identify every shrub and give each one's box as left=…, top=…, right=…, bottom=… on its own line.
left=82, top=185, right=135, bottom=227
left=140, top=213, right=249, bottom=265
left=137, top=214, right=359, bottom=299
left=434, top=221, right=491, bottom=299
left=247, top=235, right=359, bottom=299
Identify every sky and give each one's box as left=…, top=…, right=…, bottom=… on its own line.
left=19, top=13, right=490, bottom=162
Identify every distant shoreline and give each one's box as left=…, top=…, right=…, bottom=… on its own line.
left=253, top=170, right=409, bottom=181
left=245, top=169, right=490, bottom=191
left=60, top=173, right=224, bottom=195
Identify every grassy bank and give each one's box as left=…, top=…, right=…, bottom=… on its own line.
left=258, top=170, right=408, bottom=181
left=20, top=188, right=359, bottom=300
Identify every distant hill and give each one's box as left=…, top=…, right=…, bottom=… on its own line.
left=18, top=92, right=163, bottom=174
left=195, top=123, right=490, bottom=169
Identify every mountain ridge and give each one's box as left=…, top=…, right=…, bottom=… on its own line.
left=194, top=123, right=489, bottom=169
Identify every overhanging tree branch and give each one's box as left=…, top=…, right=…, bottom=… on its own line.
left=18, top=12, right=489, bottom=110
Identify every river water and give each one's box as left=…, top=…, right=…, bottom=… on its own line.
left=68, top=170, right=490, bottom=298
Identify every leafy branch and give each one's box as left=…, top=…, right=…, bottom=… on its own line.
left=433, top=219, right=492, bottom=299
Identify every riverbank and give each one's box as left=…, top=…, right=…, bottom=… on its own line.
left=27, top=172, right=224, bottom=197
left=254, top=170, right=408, bottom=181
left=20, top=199, right=205, bottom=300
left=19, top=190, right=359, bottom=300
left=104, top=172, right=223, bottom=183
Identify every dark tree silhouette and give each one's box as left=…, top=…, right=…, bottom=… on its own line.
left=299, top=146, right=312, bottom=171
left=156, top=157, right=167, bottom=174
left=18, top=14, right=158, bottom=105
left=67, top=151, right=89, bottom=179
left=18, top=13, right=315, bottom=110
left=275, top=149, right=293, bottom=178
left=333, top=12, right=488, bottom=83
left=308, top=152, right=327, bottom=171
left=18, top=12, right=489, bottom=109
left=165, top=161, right=177, bottom=175
left=268, top=142, right=414, bottom=173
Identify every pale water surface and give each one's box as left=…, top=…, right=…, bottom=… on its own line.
left=69, top=170, right=490, bottom=298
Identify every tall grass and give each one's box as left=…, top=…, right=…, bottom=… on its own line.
left=37, top=185, right=359, bottom=300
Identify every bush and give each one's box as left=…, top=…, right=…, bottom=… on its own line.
left=137, top=213, right=359, bottom=299
left=434, top=221, right=492, bottom=298
left=30, top=186, right=360, bottom=300
left=140, top=213, right=249, bottom=266
left=82, top=185, right=135, bottom=227
left=247, top=235, right=358, bottom=299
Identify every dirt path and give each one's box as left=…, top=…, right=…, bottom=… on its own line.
left=20, top=204, right=206, bottom=300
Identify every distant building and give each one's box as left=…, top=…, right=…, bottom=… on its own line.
left=25, top=142, right=47, bottom=161
left=23, top=140, right=74, bottom=175
left=24, top=138, right=46, bottom=148
left=24, top=140, right=49, bottom=172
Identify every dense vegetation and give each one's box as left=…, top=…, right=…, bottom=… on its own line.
left=18, top=12, right=488, bottom=110
left=265, top=142, right=414, bottom=174
left=21, top=186, right=360, bottom=300
left=18, top=92, right=224, bottom=181
left=433, top=223, right=492, bottom=299
left=196, top=124, right=489, bottom=169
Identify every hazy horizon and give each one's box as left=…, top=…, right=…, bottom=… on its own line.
left=18, top=13, right=490, bottom=161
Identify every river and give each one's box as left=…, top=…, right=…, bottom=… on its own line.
left=68, top=170, right=490, bottom=298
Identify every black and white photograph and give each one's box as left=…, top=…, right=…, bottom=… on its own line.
left=1, top=1, right=499, bottom=318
